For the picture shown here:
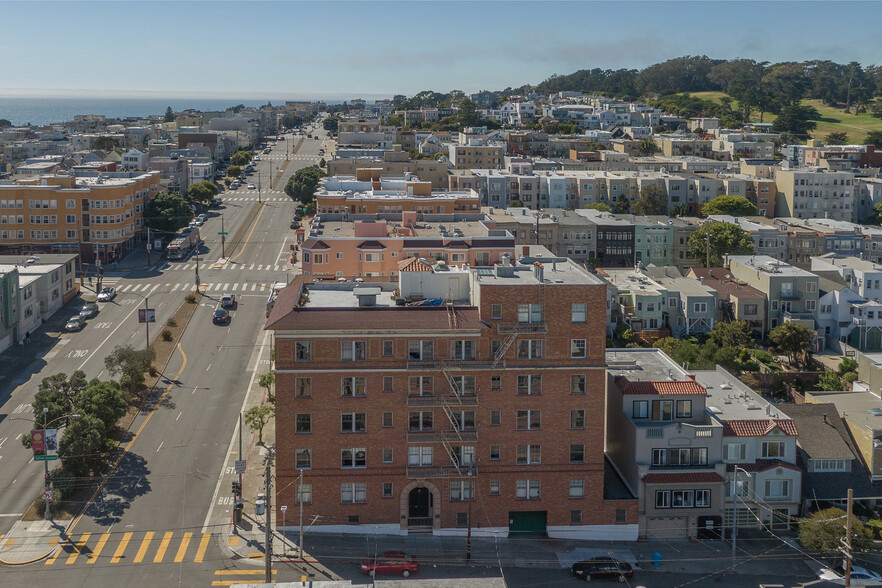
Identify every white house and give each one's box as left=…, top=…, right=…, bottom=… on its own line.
left=121, top=148, right=148, bottom=170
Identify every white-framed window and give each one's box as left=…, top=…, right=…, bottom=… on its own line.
left=516, top=444, right=541, bottom=465
left=341, top=377, right=366, bottom=397
left=450, top=481, right=474, bottom=502
left=571, top=303, right=587, bottom=323
left=651, top=448, right=667, bottom=466
left=517, top=339, right=543, bottom=359
left=569, top=479, right=584, bottom=499
left=652, top=400, right=673, bottom=421
left=762, top=441, right=786, bottom=458
left=693, top=302, right=707, bottom=313
left=408, top=376, right=433, bottom=396
left=408, top=340, right=434, bottom=360
left=724, top=443, right=746, bottom=461
left=517, top=303, right=543, bottom=324
left=633, top=400, right=649, bottom=419
left=341, top=448, right=366, bottom=469
left=341, top=412, right=366, bottom=433
left=764, top=480, right=791, bottom=500
left=672, top=490, right=694, bottom=508
left=570, top=409, right=585, bottom=429
left=571, top=374, right=586, bottom=394
left=408, top=446, right=433, bottom=466
left=341, top=341, right=366, bottom=361
left=295, top=483, right=312, bottom=504
left=811, top=459, right=847, bottom=472
left=517, top=374, right=542, bottom=395
left=295, top=449, right=311, bottom=469
left=450, top=340, right=475, bottom=360
left=656, top=490, right=671, bottom=509
left=295, top=341, right=311, bottom=361
left=491, top=304, right=502, bottom=319
left=570, top=339, right=587, bottom=359
left=516, top=479, right=541, bottom=500
left=676, top=400, right=692, bottom=418
left=296, top=414, right=311, bottom=434
left=516, top=410, right=541, bottom=430
left=695, top=489, right=711, bottom=508
left=408, top=411, right=433, bottom=431
left=341, top=483, right=366, bottom=503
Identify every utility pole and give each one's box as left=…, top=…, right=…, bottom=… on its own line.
left=845, top=488, right=853, bottom=588
left=264, top=448, right=273, bottom=584
left=144, top=295, right=150, bottom=351
left=146, top=227, right=152, bottom=267
left=298, top=469, right=304, bottom=560
left=42, top=407, right=50, bottom=520
left=221, top=215, right=226, bottom=259
left=706, top=219, right=711, bottom=268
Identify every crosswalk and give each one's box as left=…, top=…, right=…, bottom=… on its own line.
left=221, top=196, right=289, bottom=202
left=162, top=262, right=291, bottom=272
left=42, top=530, right=213, bottom=567
left=103, top=281, right=283, bottom=294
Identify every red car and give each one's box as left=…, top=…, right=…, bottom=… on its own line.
left=360, top=551, right=418, bottom=578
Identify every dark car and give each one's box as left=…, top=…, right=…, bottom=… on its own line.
left=571, top=557, right=633, bottom=582
left=212, top=308, right=230, bottom=324
left=360, top=551, right=418, bottom=578
left=79, top=302, right=99, bottom=318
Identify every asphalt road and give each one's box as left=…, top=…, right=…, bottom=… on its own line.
left=0, top=130, right=326, bottom=585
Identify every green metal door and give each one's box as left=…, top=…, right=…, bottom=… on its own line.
left=508, top=511, right=547, bottom=535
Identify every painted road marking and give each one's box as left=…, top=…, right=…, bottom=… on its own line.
left=194, top=533, right=211, bottom=563
left=111, top=531, right=133, bottom=563
left=133, top=531, right=154, bottom=563
left=153, top=530, right=173, bottom=563
left=65, top=533, right=91, bottom=564
left=86, top=532, right=110, bottom=564
left=173, top=531, right=192, bottom=563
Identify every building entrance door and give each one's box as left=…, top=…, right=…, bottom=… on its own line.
left=408, top=487, right=432, bottom=528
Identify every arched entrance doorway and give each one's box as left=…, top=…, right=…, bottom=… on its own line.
left=408, top=487, right=432, bottom=527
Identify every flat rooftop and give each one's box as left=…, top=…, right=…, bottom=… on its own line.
left=307, top=283, right=398, bottom=308
left=307, top=219, right=499, bottom=239
left=598, top=268, right=663, bottom=296
left=693, top=368, right=790, bottom=421
left=605, top=348, right=692, bottom=382
left=727, top=255, right=815, bottom=278
left=806, top=390, right=882, bottom=431
left=815, top=253, right=882, bottom=273
left=472, top=256, right=604, bottom=287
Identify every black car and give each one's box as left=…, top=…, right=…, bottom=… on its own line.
left=212, top=308, right=230, bottom=324
left=571, top=557, right=633, bottom=582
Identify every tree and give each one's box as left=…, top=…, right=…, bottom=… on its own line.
left=143, top=192, right=193, bottom=235
left=611, top=197, right=631, bottom=214
left=632, top=185, right=667, bottom=216
left=0, top=119, right=12, bottom=128
left=816, top=371, right=844, bottom=391
left=226, top=165, right=241, bottom=178
left=32, top=371, right=89, bottom=426
left=319, top=158, right=326, bottom=168
left=799, top=507, right=873, bottom=552
left=58, top=414, right=112, bottom=477
left=825, top=131, right=849, bottom=145
left=865, top=131, right=882, bottom=148
left=688, top=222, right=755, bottom=267
left=258, top=372, right=275, bottom=404
left=94, top=136, right=119, bottom=151
left=584, top=202, right=611, bottom=213
left=75, top=379, right=128, bottom=431
left=772, top=103, right=819, bottom=138
left=185, top=180, right=218, bottom=205
left=280, top=113, right=304, bottom=129
left=104, top=345, right=156, bottom=397
left=230, top=150, right=252, bottom=166
left=700, top=195, right=757, bottom=217
left=769, top=322, right=814, bottom=367
left=164, top=106, right=175, bottom=122
left=669, top=204, right=687, bottom=217
left=284, top=167, right=326, bottom=205
left=636, top=137, right=660, bottom=156
left=244, top=404, right=274, bottom=446
left=708, top=320, right=754, bottom=349
left=323, top=116, right=340, bottom=132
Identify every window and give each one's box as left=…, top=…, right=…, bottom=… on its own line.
left=295, top=484, right=312, bottom=505
left=516, top=444, right=541, bottom=465
left=450, top=375, right=476, bottom=396
left=490, top=411, right=501, bottom=426
left=341, top=341, right=366, bottom=361
left=651, top=448, right=667, bottom=466
left=295, top=341, right=311, bottom=361
left=656, top=491, right=671, bottom=509
left=569, top=479, right=584, bottom=498
left=570, top=444, right=585, bottom=464
left=450, top=340, right=476, bottom=360
left=672, top=490, right=694, bottom=508
left=408, top=340, right=434, bottom=360
left=762, top=441, right=786, bottom=458
left=811, top=459, right=847, bottom=472
left=517, top=374, right=542, bottom=395
left=516, top=410, right=541, bottom=430
left=341, top=448, right=366, bottom=468
left=341, top=413, right=366, bottom=434
left=490, top=445, right=500, bottom=460
left=570, top=339, right=586, bottom=359
left=652, top=400, right=673, bottom=421
left=633, top=400, right=649, bottom=419
left=490, top=480, right=500, bottom=495
left=382, top=483, right=393, bottom=497
left=383, top=376, right=394, bottom=392
left=517, top=339, right=543, bottom=359
left=456, top=512, right=469, bottom=527
left=763, top=480, right=791, bottom=500
left=570, top=409, right=585, bottom=429
left=341, top=483, right=366, bottom=503
left=382, top=340, right=394, bottom=356
left=572, top=303, right=587, bottom=323
left=693, top=447, right=708, bottom=465
left=491, top=340, right=501, bottom=355
left=408, top=376, right=433, bottom=396
left=693, top=302, right=707, bottom=313
left=491, top=376, right=502, bottom=390
left=408, top=446, right=433, bottom=466
left=491, top=304, right=502, bottom=319
left=676, top=400, right=692, bottom=418
left=517, top=304, right=543, bottom=324
left=570, top=510, right=582, bottom=524
left=295, top=449, right=311, bottom=469
left=516, top=480, right=541, bottom=500
left=744, top=304, right=757, bottom=315
left=296, top=414, right=311, bottom=433
left=669, top=448, right=692, bottom=466
left=450, top=481, right=474, bottom=501
left=451, top=411, right=476, bottom=431
left=615, top=509, right=628, bottom=524
left=695, top=489, right=711, bottom=508
left=382, top=412, right=393, bottom=427
left=409, top=411, right=434, bottom=431
left=341, top=377, right=366, bottom=397
left=295, top=378, right=311, bottom=398
left=571, top=374, right=586, bottom=395
left=382, top=448, right=393, bottom=463
left=724, top=443, right=747, bottom=461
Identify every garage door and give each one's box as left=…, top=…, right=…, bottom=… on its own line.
left=508, top=511, right=547, bottom=536
left=645, top=516, right=688, bottom=539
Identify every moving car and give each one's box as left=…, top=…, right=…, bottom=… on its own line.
left=571, top=557, right=634, bottom=582
left=248, top=183, right=256, bottom=189
left=97, top=287, right=116, bottom=302
left=229, top=183, right=239, bottom=190
left=220, top=293, right=236, bottom=308
left=79, top=302, right=99, bottom=319
left=212, top=308, right=230, bottom=325
left=65, top=315, right=86, bottom=331
left=360, top=551, right=418, bottom=578
left=817, top=565, right=882, bottom=585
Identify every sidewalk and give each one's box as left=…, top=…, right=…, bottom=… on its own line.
left=0, top=519, right=72, bottom=565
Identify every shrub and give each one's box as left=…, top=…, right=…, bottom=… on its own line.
left=185, top=293, right=198, bottom=303
left=49, top=467, right=76, bottom=498
left=161, top=329, right=173, bottom=342
left=753, top=349, right=775, bottom=364
left=843, top=371, right=858, bottom=384
left=33, top=488, right=62, bottom=517
left=866, top=519, right=882, bottom=539
left=148, top=365, right=158, bottom=377
left=166, top=317, right=177, bottom=328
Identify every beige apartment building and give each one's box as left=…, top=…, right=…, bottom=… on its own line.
left=327, top=146, right=450, bottom=189
left=774, top=168, right=856, bottom=222
left=448, top=144, right=504, bottom=170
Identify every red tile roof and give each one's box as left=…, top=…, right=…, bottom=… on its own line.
left=642, top=472, right=725, bottom=485
left=722, top=419, right=798, bottom=437
left=398, top=257, right=433, bottom=272
left=725, top=460, right=800, bottom=474
left=618, top=379, right=706, bottom=396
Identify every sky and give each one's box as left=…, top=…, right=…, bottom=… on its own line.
left=2, top=0, right=881, bottom=100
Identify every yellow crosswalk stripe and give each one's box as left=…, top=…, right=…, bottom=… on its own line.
left=173, top=531, right=192, bottom=563
left=194, top=533, right=211, bottom=563
left=111, top=531, right=133, bottom=564
left=214, top=570, right=277, bottom=575
left=153, top=531, right=173, bottom=563
left=66, top=533, right=91, bottom=565
left=133, top=531, right=154, bottom=563
left=3, top=537, right=14, bottom=548
left=86, top=533, right=110, bottom=564
left=45, top=540, right=65, bottom=565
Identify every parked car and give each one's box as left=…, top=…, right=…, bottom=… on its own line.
left=96, top=287, right=116, bottom=302
left=210, top=198, right=221, bottom=207
left=65, top=315, right=86, bottom=331
left=360, top=551, right=418, bottom=578
left=290, top=220, right=299, bottom=229
left=212, top=308, right=230, bottom=325
left=248, top=183, right=256, bottom=189
left=79, top=302, right=99, bottom=319
left=571, top=557, right=634, bottom=582
left=818, top=565, right=882, bottom=585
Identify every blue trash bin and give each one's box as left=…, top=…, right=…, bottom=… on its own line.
left=651, top=552, right=662, bottom=567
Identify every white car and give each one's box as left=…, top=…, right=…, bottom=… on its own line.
left=818, top=565, right=882, bottom=585
left=97, top=287, right=116, bottom=302
left=248, top=183, right=256, bottom=189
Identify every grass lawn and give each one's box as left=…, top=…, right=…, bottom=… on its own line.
left=690, top=91, right=882, bottom=143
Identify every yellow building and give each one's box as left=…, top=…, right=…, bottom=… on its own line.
left=0, top=171, right=160, bottom=261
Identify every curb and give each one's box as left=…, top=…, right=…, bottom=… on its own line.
left=0, top=547, right=56, bottom=567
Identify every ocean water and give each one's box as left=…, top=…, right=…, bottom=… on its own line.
left=0, top=97, right=342, bottom=127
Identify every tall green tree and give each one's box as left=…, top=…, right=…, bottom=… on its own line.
left=584, top=202, right=611, bottom=213
left=701, top=195, right=757, bottom=217
left=708, top=320, right=754, bottom=349
left=244, top=404, right=274, bottom=446
left=798, top=507, right=873, bottom=552
left=230, top=150, right=253, bottom=166
left=58, top=414, right=111, bottom=477
left=0, top=118, right=13, bottom=127
left=226, top=165, right=241, bottom=178
left=280, top=113, right=304, bottom=129
left=824, top=131, right=849, bottom=145
left=323, top=116, right=340, bottom=132
left=143, top=192, right=193, bottom=235
left=94, top=136, right=119, bottom=151
left=32, top=371, right=89, bottom=426
left=104, top=345, right=156, bottom=397
left=636, top=137, right=660, bottom=156
left=865, top=131, right=882, bottom=148
left=769, top=322, right=814, bottom=367
left=632, top=185, right=667, bottom=216
left=258, top=372, right=275, bottom=404
left=688, top=222, right=755, bottom=267
left=185, top=180, right=218, bottom=205
left=75, top=379, right=128, bottom=431
left=285, top=167, right=326, bottom=204
left=164, top=106, right=175, bottom=122
left=772, top=104, right=819, bottom=138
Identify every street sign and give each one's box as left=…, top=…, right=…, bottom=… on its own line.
left=138, top=308, right=156, bottom=324
left=42, top=490, right=52, bottom=501
left=218, top=232, right=228, bottom=236
left=34, top=455, right=58, bottom=462
left=234, top=460, right=246, bottom=475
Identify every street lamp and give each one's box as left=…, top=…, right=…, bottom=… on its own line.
left=11, top=411, right=80, bottom=520
left=731, top=465, right=751, bottom=558
left=280, top=505, right=288, bottom=556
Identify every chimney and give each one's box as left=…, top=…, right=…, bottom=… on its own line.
left=700, top=277, right=704, bottom=285
left=533, top=262, right=544, bottom=282
left=823, top=413, right=828, bottom=424
left=708, top=269, right=713, bottom=278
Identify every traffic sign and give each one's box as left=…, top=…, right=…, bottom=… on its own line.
left=42, top=490, right=52, bottom=501
left=34, top=455, right=58, bottom=462
left=218, top=232, right=228, bottom=235
left=234, top=460, right=246, bottom=475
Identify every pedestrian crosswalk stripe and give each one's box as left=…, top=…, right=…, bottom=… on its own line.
left=222, top=283, right=229, bottom=290
left=133, top=531, right=153, bottom=563
left=66, top=532, right=90, bottom=564
left=171, top=283, right=180, bottom=292
left=153, top=531, right=173, bottom=563
left=194, top=533, right=210, bottom=563
left=232, top=283, right=239, bottom=290
left=86, top=532, right=110, bottom=564
left=173, top=531, right=192, bottom=563
left=110, top=531, right=132, bottom=564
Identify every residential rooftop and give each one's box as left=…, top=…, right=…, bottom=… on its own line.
left=692, top=367, right=791, bottom=422
left=804, top=390, right=882, bottom=432
left=605, top=348, right=693, bottom=382
left=726, top=255, right=815, bottom=278
left=471, top=255, right=604, bottom=287
left=305, top=218, right=502, bottom=239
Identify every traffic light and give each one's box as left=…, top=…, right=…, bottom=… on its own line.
left=221, top=236, right=225, bottom=243
left=45, top=473, right=50, bottom=487
left=231, top=481, right=241, bottom=497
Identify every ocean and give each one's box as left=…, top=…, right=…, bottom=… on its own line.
left=0, top=97, right=345, bottom=127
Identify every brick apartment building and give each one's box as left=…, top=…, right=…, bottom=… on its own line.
left=267, top=252, right=638, bottom=539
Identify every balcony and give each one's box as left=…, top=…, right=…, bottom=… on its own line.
left=407, top=430, right=478, bottom=443
left=407, top=359, right=494, bottom=370
left=407, top=395, right=479, bottom=407
left=779, top=291, right=802, bottom=300
left=497, top=322, right=547, bottom=335
left=406, top=465, right=477, bottom=479
left=636, top=421, right=721, bottom=442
